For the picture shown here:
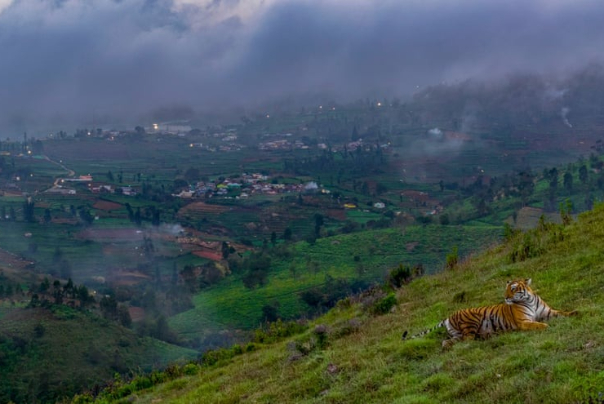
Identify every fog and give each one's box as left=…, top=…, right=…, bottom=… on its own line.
left=1, top=0, right=604, bottom=135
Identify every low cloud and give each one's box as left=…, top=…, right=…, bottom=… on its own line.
left=1, top=0, right=604, bottom=134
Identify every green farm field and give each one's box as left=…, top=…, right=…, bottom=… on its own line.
left=170, top=224, right=502, bottom=337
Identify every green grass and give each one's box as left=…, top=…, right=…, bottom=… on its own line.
left=170, top=224, right=502, bottom=336
left=93, top=202, right=604, bottom=404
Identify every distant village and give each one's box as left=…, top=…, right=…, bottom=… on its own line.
left=172, top=173, right=322, bottom=200
left=44, top=172, right=323, bottom=201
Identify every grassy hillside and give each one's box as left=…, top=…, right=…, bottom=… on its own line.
left=0, top=305, right=197, bottom=404
left=80, top=203, right=604, bottom=403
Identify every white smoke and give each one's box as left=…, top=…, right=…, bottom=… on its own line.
left=544, top=87, right=568, bottom=100
left=428, top=128, right=444, bottom=138
left=159, top=223, right=186, bottom=236
left=410, top=127, right=464, bottom=156
left=561, top=106, right=572, bottom=128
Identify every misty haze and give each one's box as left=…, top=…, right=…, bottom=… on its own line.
left=1, top=0, right=604, bottom=403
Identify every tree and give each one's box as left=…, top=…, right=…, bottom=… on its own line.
left=270, top=231, right=277, bottom=246
left=43, top=208, right=51, bottom=223
left=32, top=139, right=44, bottom=154
left=118, top=305, right=132, bottom=328
left=549, top=168, right=559, bottom=190
left=564, top=171, right=573, bottom=193
left=517, top=170, right=535, bottom=206
left=23, top=198, right=35, bottom=222
left=314, top=214, right=324, bottom=238
left=351, top=125, right=360, bottom=141
left=39, top=278, right=50, bottom=293
left=221, top=241, right=231, bottom=259
left=100, top=295, right=118, bottom=319
left=261, top=303, right=280, bottom=323
left=283, top=227, right=292, bottom=241
left=439, top=213, right=450, bottom=225
left=300, top=288, right=325, bottom=309
left=151, top=208, right=161, bottom=226
left=52, top=280, right=63, bottom=304
left=388, top=264, right=410, bottom=288
left=242, top=254, right=271, bottom=289
left=134, top=207, right=142, bottom=226
left=579, top=165, right=588, bottom=185
left=63, top=278, right=75, bottom=298
left=77, top=285, right=93, bottom=308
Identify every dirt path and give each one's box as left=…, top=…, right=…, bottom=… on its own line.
left=42, top=155, right=76, bottom=187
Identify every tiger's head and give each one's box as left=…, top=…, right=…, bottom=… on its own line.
left=504, top=278, right=534, bottom=305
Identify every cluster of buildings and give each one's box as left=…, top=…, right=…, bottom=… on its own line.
left=258, top=136, right=309, bottom=151
left=173, top=173, right=318, bottom=199
left=46, top=175, right=137, bottom=196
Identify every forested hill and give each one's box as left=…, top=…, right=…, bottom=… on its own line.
left=75, top=203, right=604, bottom=403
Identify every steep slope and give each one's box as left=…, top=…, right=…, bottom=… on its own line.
left=81, top=204, right=604, bottom=403
left=0, top=306, right=197, bottom=404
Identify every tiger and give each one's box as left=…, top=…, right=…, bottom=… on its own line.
left=402, top=278, right=577, bottom=348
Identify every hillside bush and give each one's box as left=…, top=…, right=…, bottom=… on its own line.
left=445, top=246, right=459, bottom=270
left=371, top=293, right=397, bottom=315
left=386, top=263, right=426, bottom=288
left=253, top=319, right=308, bottom=344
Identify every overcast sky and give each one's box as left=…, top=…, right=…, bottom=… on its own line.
left=1, top=0, right=604, bottom=133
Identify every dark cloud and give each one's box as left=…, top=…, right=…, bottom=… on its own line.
left=0, top=0, right=603, bottom=134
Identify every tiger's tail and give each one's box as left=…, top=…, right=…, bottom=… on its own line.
left=402, top=320, right=445, bottom=340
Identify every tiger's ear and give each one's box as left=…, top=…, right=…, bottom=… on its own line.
left=507, top=280, right=512, bottom=285
left=525, top=278, right=532, bottom=286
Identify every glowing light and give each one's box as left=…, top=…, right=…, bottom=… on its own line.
left=153, top=123, right=159, bottom=130
left=266, top=114, right=270, bottom=118
left=319, top=105, right=323, bottom=109
left=377, top=102, right=382, bottom=107
left=190, top=143, right=194, bottom=147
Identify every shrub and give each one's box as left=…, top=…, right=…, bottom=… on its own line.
left=313, top=324, right=329, bottom=349
left=445, top=246, right=459, bottom=270
left=182, top=363, right=200, bottom=376
left=371, top=293, right=397, bottom=315
left=387, top=264, right=412, bottom=288
left=253, top=319, right=307, bottom=344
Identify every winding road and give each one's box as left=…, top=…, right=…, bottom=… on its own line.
left=43, top=155, right=76, bottom=187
